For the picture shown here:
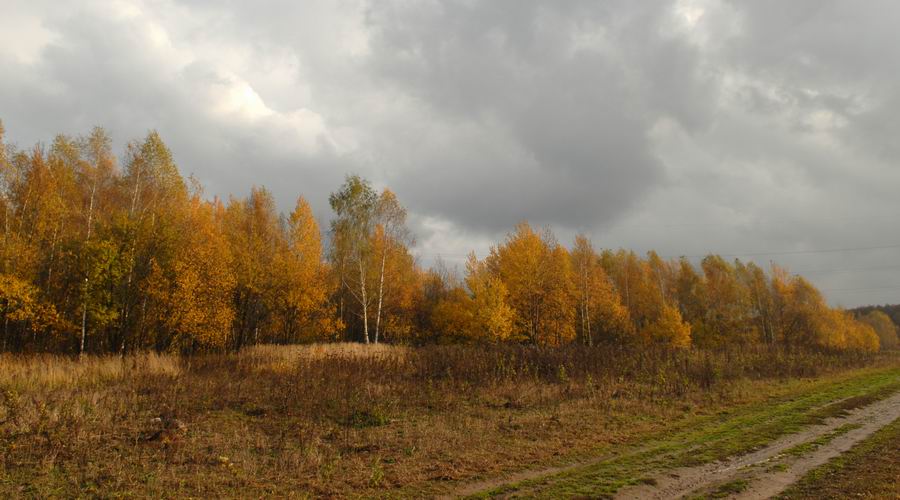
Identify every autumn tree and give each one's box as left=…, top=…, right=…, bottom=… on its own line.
left=147, top=192, right=235, bottom=351
left=601, top=250, right=650, bottom=330
left=272, top=196, right=339, bottom=342
left=734, top=260, right=776, bottom=344
left=570, top=235, right=631, bottom=345
left=76, top=127, right=117, bottom=355
left=431, top=254, right=514, bottom=343
left=224, top=187, right=282, bottom=348
left=110, top=131, right=189, bottom=353
left=369, top=226, right=421, bottom=342
left=771, top=270, right=827, bottom=348
left=601, top=250, right=691, bottom=348
left=485, top=223, right=575, bottom=345
left=329, top=175, right=378, bottom=343
left=643, top=304, right=691, bottom=348
left=693, top=255, right=753, bottom=347
left=372, top=189, right=413, bottom=343
left=842, top=313, right=880, bottom=353
left=328, top=176, right=417, bottom=344
left=0, top=274, right=63, bottom=351
left=673, top=258, right=704, bottom=328
left=414, top=258, right=460, bottom=342
left=859, top=310, right=898, bottom=350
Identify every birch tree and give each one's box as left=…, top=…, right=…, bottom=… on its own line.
left=372, top=189, right=411, bottom=343
left=329, top=175, right=378, bottom=343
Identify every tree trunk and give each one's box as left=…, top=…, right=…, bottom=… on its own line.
left=374, top=248, right=386, bottom=344
left=2, top=204, right=8, bottom=273
left=359, top=258, right=369, bottom=344
left=585, top=288, right=592, bottom=347
left=80, top=184, right=97, bottom=359
left=80, top=278, right=88, bottom=358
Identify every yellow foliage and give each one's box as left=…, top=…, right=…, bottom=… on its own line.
left=486, top=222, right=576, bottom=345
left=431, top=254, right=515, bottom=343
left=570, top=235, right=633, bottom=344
left=274, top=196, right=337, bottom=342
left=641, top=304, right=692, bottom=348
left=860, top=310, right=898, bottom=350
left=148, top=197, right=235, bottom=350
left=0, top=274, right=64, bottom=336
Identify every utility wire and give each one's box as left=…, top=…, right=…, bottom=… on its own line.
left=820, top=285, right=900, bottom=293
left=664, top=243, right=900, bottom=259
left=794, top=264, right=900, bottom=275
left=412, top=243, right=900, bottom=260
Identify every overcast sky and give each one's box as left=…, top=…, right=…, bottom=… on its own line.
left=2, top=0, right=899, bottom=307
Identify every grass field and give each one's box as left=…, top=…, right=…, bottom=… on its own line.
left=0, top=344, right=897, bottom=497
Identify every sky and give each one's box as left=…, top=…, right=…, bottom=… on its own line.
left=1, top=0, right=899, bottom=307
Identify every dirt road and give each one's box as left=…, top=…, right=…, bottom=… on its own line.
left=617, top=389, right=900, bottom=499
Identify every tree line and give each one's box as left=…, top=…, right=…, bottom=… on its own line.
left=1, top=123, right=895, bottom=354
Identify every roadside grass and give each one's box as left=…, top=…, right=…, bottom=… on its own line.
left=475, top=367, right=900, bottom=498
left=687, top=422, right=865, bottom=500
left=0, top=345, right=896, bottom=497
left=686, top=478, right=751, bottom=500
left=781, top=423, right=861, bottom=458
left=778, top=416, right=900, bottom=499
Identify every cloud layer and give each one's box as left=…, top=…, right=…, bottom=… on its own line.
left=2, top=0, right=899, bottom=306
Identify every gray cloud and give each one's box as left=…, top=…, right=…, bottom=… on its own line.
left=361, top=0, right=710, bottom=231
left=1, top=0, right=899, bottom=306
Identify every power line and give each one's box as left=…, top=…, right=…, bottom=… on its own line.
left=794, top=264, right=900, bottom=276
left=612, top=214, right=900, bottom=230
left=820, top=285, right=900, bottom=292
left=412, top=243, right=900, bottom=260
left=665, top=243, right=900, bottom=259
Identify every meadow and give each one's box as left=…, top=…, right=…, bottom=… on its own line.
left=1, top=343, right=896, bottom=497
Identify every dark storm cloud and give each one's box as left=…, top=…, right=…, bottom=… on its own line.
left=1, top=0, right=899, bottom=305
left=362, top=0, right=713, bottom=231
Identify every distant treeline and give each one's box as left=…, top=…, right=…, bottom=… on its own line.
left=852, top=304, right=900, bottom=329
left=1, top=122, right=896, bottom=354
left=851, top=305, right=900, bottom=350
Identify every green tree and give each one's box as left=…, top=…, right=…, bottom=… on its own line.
left=329, top=175, right=378, bottom=343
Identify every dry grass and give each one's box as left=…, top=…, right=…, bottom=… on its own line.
left=0, top=352, right=180, bottom=390
left=0, top=344, right=894, bottom=497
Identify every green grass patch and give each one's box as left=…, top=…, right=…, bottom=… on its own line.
left=810, top=384, right=899, bottom=420
left=767, top=462, right=789, bottom=473
left=342, top=409, right=391, bottom=428
left=782, top=423, right=861, bottom=458
left=687, top=478, right=750, bottom=499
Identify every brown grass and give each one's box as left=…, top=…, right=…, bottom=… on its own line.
left=0, top=344, right=894, bottom=497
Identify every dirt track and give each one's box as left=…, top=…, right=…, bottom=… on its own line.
left=616, top=389, right=900, bottom=499
left=449, top=384, right=900, bottom=499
